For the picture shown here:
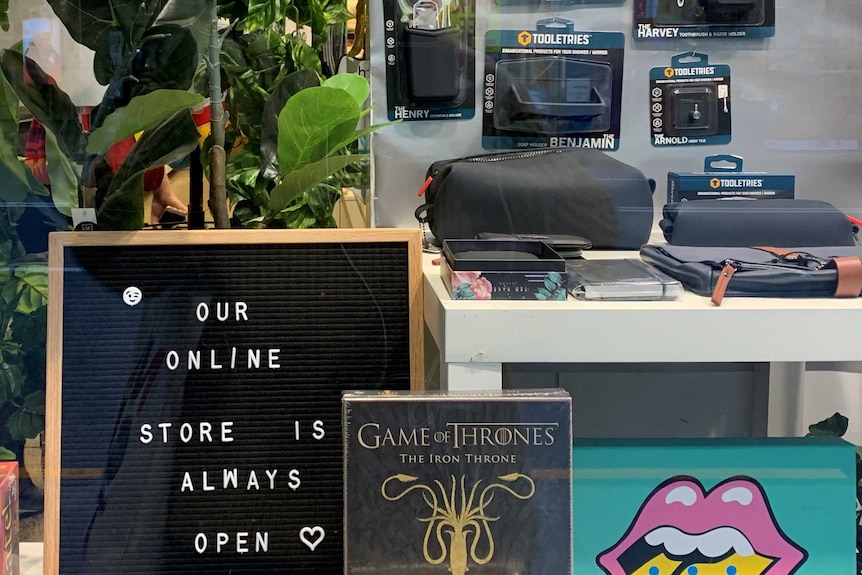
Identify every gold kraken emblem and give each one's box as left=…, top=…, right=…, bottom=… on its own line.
left=381, top=473, right=536, bottom=575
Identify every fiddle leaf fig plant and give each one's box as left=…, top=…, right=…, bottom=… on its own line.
left=251, top=73, right=395, bottom=228
left=0, top=0, right=209, bottom=230
left=0, top=50, right=204, bottom=229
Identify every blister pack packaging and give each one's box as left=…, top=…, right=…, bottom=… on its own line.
left=383, top=0, right=476, bottom=121
left=650, top=52, right=731, bottom=147
left=635, top=0, right=775, bottom=40
left=483, top=18, right=624, bottom=151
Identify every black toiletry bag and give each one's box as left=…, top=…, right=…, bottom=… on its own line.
left=415, top=148, right=655, bottom=249
left=660, top=198, right=856, bottom=247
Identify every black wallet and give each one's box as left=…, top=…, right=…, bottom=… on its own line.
left=476, top=233, right=592, bottom=259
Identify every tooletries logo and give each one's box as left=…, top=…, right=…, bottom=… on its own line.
left=518, top=30, right=591, bottom=45
left=665, top=67, right=716, bottom=77
left=712, top=179, right=764, bottom=188
left=596, top=477, right=808, bottom=575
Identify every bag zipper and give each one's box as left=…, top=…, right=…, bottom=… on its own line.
left=711, top=258, right=813, bottom=306
left=417, top=148, right=567, bottom=197
left=655, top=247, right=814, bottom=272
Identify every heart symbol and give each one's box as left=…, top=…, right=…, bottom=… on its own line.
left=299, top=526, right=325, bottom=551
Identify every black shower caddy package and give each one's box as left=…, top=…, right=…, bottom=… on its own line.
left=483, top=22, right=624, bottom=151
left=650, top=52, right=731, bottom=147
left=635, top=0, right=775, bottom=40
left=383, top=0, right=476, bottom=121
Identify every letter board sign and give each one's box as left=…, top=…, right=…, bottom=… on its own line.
left=45, top=229, right=423, bottom=574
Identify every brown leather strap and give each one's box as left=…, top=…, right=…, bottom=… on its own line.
left=751, top=246, right=810, bottom=261
left=711, top=262, right=738, bottom=306
left=832, top=256, right=862, bottom=297
left=752, top=246, right=793, bottom=257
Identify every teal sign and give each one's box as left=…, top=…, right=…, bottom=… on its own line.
left=574, top=438, right=856, bottom=575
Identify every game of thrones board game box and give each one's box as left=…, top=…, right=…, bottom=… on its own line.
left=343, top=390, right=572, bottom=575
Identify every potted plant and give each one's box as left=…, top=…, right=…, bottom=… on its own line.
left=0, top=0, right=208, bottom=231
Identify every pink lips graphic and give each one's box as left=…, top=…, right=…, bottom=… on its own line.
left=597, top=476, right=808, bottom=575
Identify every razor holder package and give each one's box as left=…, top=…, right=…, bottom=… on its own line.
left=636, top=0, right=775, bottom=40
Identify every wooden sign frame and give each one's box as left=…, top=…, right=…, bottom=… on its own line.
left=45, top=229, right=423, bottom=574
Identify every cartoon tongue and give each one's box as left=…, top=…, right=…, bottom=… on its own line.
left=621, top=532, right=776, bottom=575
left=597, top=477, right=807, bottom=575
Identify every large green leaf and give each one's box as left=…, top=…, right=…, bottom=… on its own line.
left=45, top=0, right=115, bottom=51
left=13, top=264, right=48, bottom=315
left=287, top=34, right=321, bottom=74
left=0, top=51, right=87, bottom=163
left=220, top=37, right=252, bottom=78
left=6, top=389, right=45, bottom=440
left=323, top=73, right=369, bottom=108
left=270, top=153, right=364, bottom=213
left=112, top=0, right=167, bottom=46
left=44, top=129, right=80, bottom=217
left=157, top=0, right=210, bottom=26
left=131, top=25, right=199, bottom=98
left=322, top=2, right=355, bottom=26
left=88, top=90, right=204, bottom=155
left=294, top=0, right=329, bottom=40
left=244, top=0, right=292, bottom=32
left=260, top=69, right=320, bottom=179
left=92, top=28, right=126, bottom=87
left=277, top=202, right=316, bottom=229
left=276, top=86, right=360, bottom=174
left=98, top=111, right=200, bottom=230
left=93, top=23, right=198, bottom=124
left=0, top=448, right=14, bottom=461
left=0, top=73, right=28, bottom=203
left=156, top=0, right=211, bottom=68
left=302, top=183, right=339, bottom=225
left=47, top=0, right=166, bottom=48
left=246, top=27, right=289, bottom=88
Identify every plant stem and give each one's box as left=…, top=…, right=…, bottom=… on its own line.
left=207, top=0, right=231, bottom=229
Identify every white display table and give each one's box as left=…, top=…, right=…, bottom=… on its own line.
left=424, top=251, right=862, bottom=435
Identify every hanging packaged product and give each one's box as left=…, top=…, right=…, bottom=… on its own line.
left=382, top=0, right=475, bottom=121
left=635, top=0, right=775, bottom=40
left=667, top=154, right=795, bottom=202
left=650, top=52, right=731, bottom=147
left=483, top=18, right=624, bottom=151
